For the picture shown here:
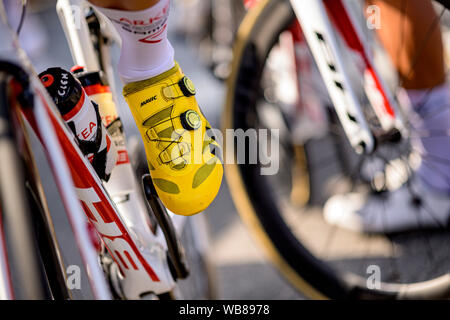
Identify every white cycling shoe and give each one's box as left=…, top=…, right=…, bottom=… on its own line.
left=323, top=177, right=450, bottom=233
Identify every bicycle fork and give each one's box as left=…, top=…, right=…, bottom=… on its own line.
left=290, top=0, right=407, bottom=154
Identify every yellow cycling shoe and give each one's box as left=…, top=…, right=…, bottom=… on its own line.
left=123, top=62, right=223, bottom=216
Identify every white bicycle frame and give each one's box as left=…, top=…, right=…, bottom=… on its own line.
left=56, top=0, right=217, bottom=299
left=55, top=0, right=198, bottom=299
left=0, top=17, right=111, bottom=299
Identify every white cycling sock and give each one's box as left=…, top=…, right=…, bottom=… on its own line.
left=407, top=83, right=450, bottom=194
left=92, top=0, right=175, bottom=83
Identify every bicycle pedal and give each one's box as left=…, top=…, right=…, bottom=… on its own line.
left=141, top=174, right=189, bottom=280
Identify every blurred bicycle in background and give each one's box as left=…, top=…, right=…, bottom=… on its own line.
left=223, top=0, right=450, bottom=299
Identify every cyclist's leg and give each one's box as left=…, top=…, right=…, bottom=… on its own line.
left=369, top=0, right=445, bottom=89
left=324, top=0, right=450, bottom=233
left=89, top=0, right=173, bottom=83
left=371, top=0, right=450, bottom=193
left=88, top=0, right=223, bottom=216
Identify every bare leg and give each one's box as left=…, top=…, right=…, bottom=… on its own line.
left=323, top=0, right=450, bottom=233
left=368, top=0, right=450, bottom=195
left=368, top=0, right=445, bottom=89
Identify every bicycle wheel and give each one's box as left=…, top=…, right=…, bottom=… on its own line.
left=224, top=0, right=450, bottom=299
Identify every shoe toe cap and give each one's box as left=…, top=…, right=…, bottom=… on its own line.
left=156, top=160, right=223, bottom=216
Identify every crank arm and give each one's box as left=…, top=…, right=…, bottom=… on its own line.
left=142, top=174, right=189, bottom=280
